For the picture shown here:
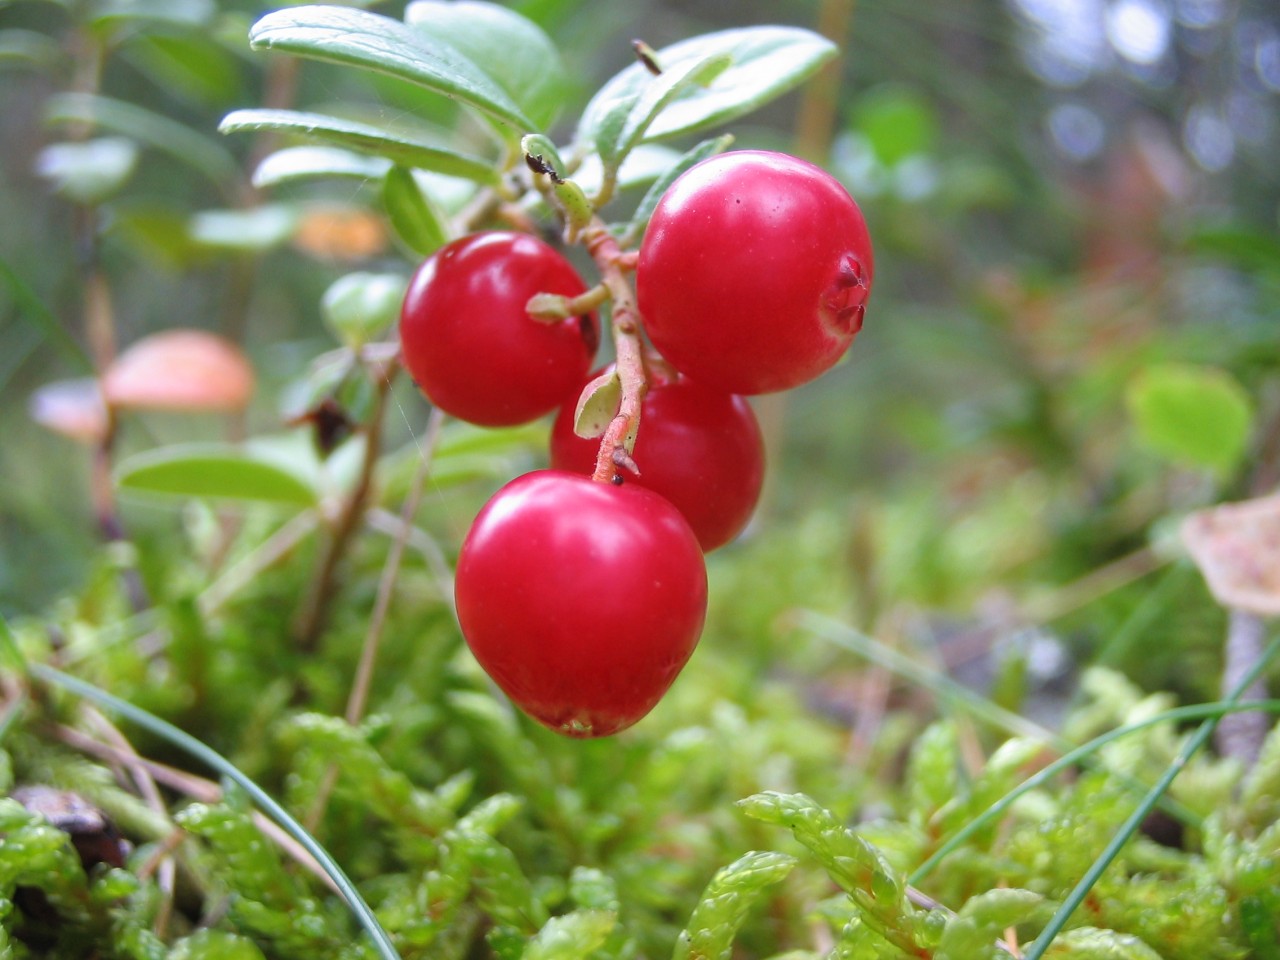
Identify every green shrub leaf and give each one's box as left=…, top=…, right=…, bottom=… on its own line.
left=383, top=164, right=452, bottom=256
left=220, top=109, right=500, bottom=185
left=404, top=0, right=569, bottom=132
left=253, top=145, right=392, bottom=188
left=1126, top=363, right=1253, bottom=474
left=578, top=26, right=835, bottom=151
left=247, top=6, right=534, bottom=132
left=116, top=444, right=318, bottom=505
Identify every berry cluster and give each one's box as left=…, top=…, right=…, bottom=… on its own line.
left=399, top=150, right=873, bottom=738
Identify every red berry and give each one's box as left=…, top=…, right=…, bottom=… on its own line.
left=399, top=231, right=599, bottom=426
left=454, top=470, right=707, bottom=738
left=549, top=367, right=765, bottom=551
left=636, top=150, right=873, bottom=395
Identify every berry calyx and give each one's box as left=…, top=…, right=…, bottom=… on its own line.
left=636, top=150, right=874, bottom=395
left=454, top=470, right=707, bottom=738
left=550, top=366, right=765, bottom=551
left=399, top=231, right=600, bottom=426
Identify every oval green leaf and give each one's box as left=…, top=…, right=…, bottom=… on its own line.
left=383, top=164, right=451, bottom=256
left=221, top=108, right=500, bottom=185
left=34, top=137, right=138, bottom=205
left=116, top=444, right=317, bottom=505
left=46, top=92, right=238, bottom=186
left=577, top=26, right=836, bottom=151
left=404, top=0, right=569, bottom=132
left=247, top=6, right=534, bottom=132
left=253, top=146, right=393, bottom=189
left=1126, top=363, right=1253, bottom=475
left=591, top=52, right=731, bottom=169
left=189, top=204, right=298, bottom=252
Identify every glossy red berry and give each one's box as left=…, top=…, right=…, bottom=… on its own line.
left=549, top=367, right=765, bottom=551
left=636, top=150, right=873, bottom=395
left=455, top=470, right=707, bottom=737
left=399, top=231, right=599, bottom=426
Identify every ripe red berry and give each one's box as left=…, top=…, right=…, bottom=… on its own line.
left=636, top=150, right=873, bottom=395
left=454, top=470, right=707, bottom=738
left=399, top=231, right=599, bottom=426
left=549, top=367, right=765, bottom=551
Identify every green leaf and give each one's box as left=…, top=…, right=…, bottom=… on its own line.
left=33, top=137, right=138, bottom=205
left=383, top=164, right=451, bottom=256
left=247, top=6, right=535, bottom=132
left=45, top=92, right=238, bottom=186
left=0, top=29, right=61, bottom=70
left=591, top=52, right=732, bottom=171
left=578, top=26, right=836, bottom=150
left=524, top=910, right=617, bottom=960
left=1126, top=363, right=1253, bottom=474
left=322, top=271, right=407, bottom=348
left=404, top=0, right=569, bottom=132
left=121, top=33, right=246, bottom=109
left=89, top=0, right=215, bottom=29
left=189, top=205, right=299, bottom=252
left=253, top=145, right=392, bottom=188
left=573, top=369, right=620, bottom=439
left=220, top=108, right=501, bottom=185
left=852, top=85, right=938, bottom=166
left=115, top=444, right=317, bottom=505
left=673, top=851, right=797, bottom=960
left=621, top=135, right=732, bottom=245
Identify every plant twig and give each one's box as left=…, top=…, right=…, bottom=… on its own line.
left=582, top=222, right=648, bottom=483
left=304, top=407, right=447, bottom=833
left=293, top=361, right=397, bottom=651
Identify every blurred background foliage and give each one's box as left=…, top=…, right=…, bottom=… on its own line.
left=1, top=0, right=1278, bottom=712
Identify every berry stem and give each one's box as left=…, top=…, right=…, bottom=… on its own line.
left=583, top=222, right=648, bottom=483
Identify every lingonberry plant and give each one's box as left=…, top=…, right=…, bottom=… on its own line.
left=8, top=4, right=1277, bottom=960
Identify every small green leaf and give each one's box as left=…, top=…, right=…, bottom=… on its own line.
left=116, top=444, right=317, bottom=505
left=247, top=6, right=535, bottom=132
left=524, top=910, right=617, bottom=960
left=852, top=85, right=939, bottom=166
left=1126, top=363, right=1253, bottom=474
left=189, top=205, right=298, bottom=252
left=573, top=369, right=620, bottom=439
left=0, top=29, right=61, bottom=70
left=592, top=52, right=731, bottom=171
left=220, top=109, right=501, bottom=185
left=254, top=145, right=392, bottom=188
left=45, top=92, right=238, bottom=186
left=383, top=164, right=451, bottom=256
left=321, top=271, right=407, bottom=348
left=673, top=851, right=798, bottom=960
left=578, top=27, right=836, bottom=150
left=33, top=137, right=138, bottom=204
left=89, top=0, right=215, bottom=30
left=521, top=133, right=566, bottom=178
left=122, top=34, right=246, bottom=109
left=622, top=135, right=733, bottom=244
left=404, top=0, right=569, bottom=132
